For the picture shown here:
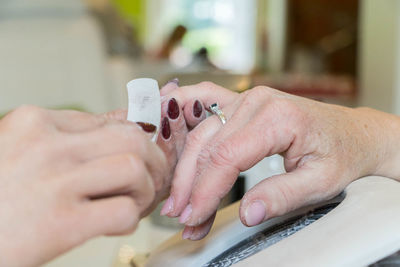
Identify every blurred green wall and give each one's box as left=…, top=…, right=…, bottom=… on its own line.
left=112, top=0, right=146, bottom=42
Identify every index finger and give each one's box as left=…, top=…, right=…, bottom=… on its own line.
left=68, top=122, right=167, bottom=191
left=166, top=81, right=239, bottom=111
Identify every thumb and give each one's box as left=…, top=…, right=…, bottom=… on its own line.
left=239, top=165, right=342, bottom=227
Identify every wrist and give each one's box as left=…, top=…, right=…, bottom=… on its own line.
left=354, top=107, right=400, bottom=180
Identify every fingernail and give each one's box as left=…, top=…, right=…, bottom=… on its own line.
left=193, top=100, right=202, bottom=118
left=182, top=226, right=194, bottom=240
left=160, top=196, right=174, bottom=216
left=136, top=122, right=156, bottom=133
left=161, top=117, right=171, bottom=140
left=245, top=201, right=266, bottom=226
left=167, top=98, right=179, bottom=120
left=179, top=204, right=192, bottom=224
left=165, top=78, right=179, bottom=86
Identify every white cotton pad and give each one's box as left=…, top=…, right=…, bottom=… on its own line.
left=126, top=78, right=161, bottom=142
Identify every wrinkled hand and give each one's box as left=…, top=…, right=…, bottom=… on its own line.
left=161, top=82, right=400, bottom=240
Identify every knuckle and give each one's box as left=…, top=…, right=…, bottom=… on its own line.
left=242, top=86, right=269, bottom=105
left=275, top=98, right=301, bottom=117
left=107, top=125, right=146, bottom=151
left=196, top=146, right=212, bottom=169
left=265, top=97, right=306, bottom=130
left=198, top=81, right=217, bottom=89
left=185, top=129, right=205, bottom=151
left=15, top=105, right=46, bottom=121
left=251, top=86, right=269, bottom=96
left=209, top=141, right=235, bottom=168
left=113, top=199, right=139, bottom=233
left=261, top=179, right=295, bottom=217
left=4, top=105, right=48, bottom=129
left=276, top=182, right=294, bottom=214
left=121, top=153, right=142, bottom=173
left=118, top=154, right=156, bottom=206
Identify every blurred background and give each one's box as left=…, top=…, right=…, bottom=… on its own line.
left=1, top=0, right=399, bottom=266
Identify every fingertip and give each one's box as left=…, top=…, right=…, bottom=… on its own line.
left=160, top=78, right=179, bottom=96
left=168, top=77, right=180, bottom=86
left=165, top=164, right=194, bottom=218
left=161, top=117, right=172, bottom=140
left=188, top=214, right=215, bottom=240
left=179, top=204, right=192, bottom=224
left=160, top=196, right=174, bottom=216
left=193, top=100, right=203, bottom=118
left=166, top=189, right=189, bottom=218
left=242, top=200, right=267, bottom=227
left=182, top=226, right=194, bottom=240
left=183, top=99, right=206, bottom=128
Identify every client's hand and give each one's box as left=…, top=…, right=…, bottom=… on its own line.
left=0, top=105, right=167, bottom=267
left=161, top=82, right=400, bottom=240
left=156, top=79, right=207, bottom=213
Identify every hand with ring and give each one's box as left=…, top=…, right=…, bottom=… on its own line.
left=160, top=81, right=400, bottom=241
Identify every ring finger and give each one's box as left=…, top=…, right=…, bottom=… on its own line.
left=164, top=99, right=244, bottom=218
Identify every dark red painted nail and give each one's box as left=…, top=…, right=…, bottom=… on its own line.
left=136, top=122, right=156, bottom=133
left=161, top=117, right=171, bottom=140
left=167, top=98, right=179, bottom=120
left=193, top=100, right=202, bottom=118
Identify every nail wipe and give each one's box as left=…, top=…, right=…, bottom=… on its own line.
left=193, top=100, right=202, bottom=118
left=160, top=196, right=174, bottom=216
left=179, top=204, right=192, bottom=224
left=136, top=122, right=156, bottom=133
left=167, top=98, right=180, bottom=120
left=245, top=201, right=266, bottom=226
left=161, top=117, right=171, bottom=140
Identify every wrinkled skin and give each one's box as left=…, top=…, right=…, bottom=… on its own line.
left=161, top=82, right=400, bottom=240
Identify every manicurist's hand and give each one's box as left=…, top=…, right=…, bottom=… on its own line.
left=0, top=106, right=167, bottom=267
left=161, top=82, right=400, bottom=240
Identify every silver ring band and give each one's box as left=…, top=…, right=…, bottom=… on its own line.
left=209, top=103, right=227, bottom=125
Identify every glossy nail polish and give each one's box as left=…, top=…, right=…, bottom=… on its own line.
left=160, top=196, right=174, bottom=216
left=136, top=122, right=156, bottom=133
left=245, top=201, right=266, bottom=226
left=165, top=77, right=179, bottom=86
left=161, top=117, right=171, bottom=140
left=167, top=98, right=180, bottom=120
left=193, top=100, right=202, bottom=118
left=179, top=204, right=192, bottom=224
